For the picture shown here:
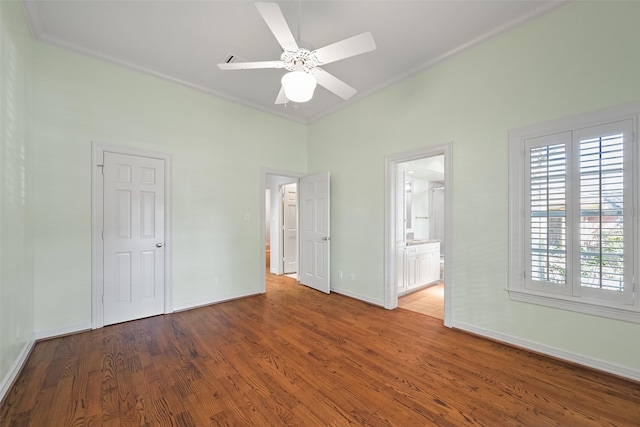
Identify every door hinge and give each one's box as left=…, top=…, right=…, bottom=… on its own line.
left=101, top=230, right=104, bottom=239
left=101, top=294, right=104, bottom=303
left=97, top=164, right=104, bottom=175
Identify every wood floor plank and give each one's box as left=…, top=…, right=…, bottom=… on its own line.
left=2, top=273, right=639, bottom=426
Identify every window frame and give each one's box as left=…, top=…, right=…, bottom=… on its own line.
left=508, top=103, right=639, bottom=323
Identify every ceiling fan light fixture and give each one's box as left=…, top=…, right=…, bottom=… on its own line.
left=281, top=71, right=317, bottom=103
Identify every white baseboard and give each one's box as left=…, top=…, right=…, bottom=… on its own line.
left=331, top=286, right=384, bottom=307
left=0, top=334, right=36, bottom=404
left=173, top=291, right=263, bottom=313
left=35, top=322, right=92, bottom=341
left=452, top=320, right=640, bottom=382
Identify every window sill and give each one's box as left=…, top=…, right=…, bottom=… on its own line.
left=507, top=289, right=640, bottom=324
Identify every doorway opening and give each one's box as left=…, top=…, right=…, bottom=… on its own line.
left=384, top=144, right=452, bottom=327
left=261, top=169, right=332, bottom=295
left=264, top=175, right=299, bottom=279
left=396, top=156, right=445, bottom=319
left=262, top=171, right=303, bottom=292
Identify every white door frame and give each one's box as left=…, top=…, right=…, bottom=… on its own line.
left=91, top=142, right=173, bottom=329
left=261, top=168, right=305, bottom=292
left=384, top=143, right=453, bottom=327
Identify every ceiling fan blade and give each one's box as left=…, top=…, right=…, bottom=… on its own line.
left=313, top=32, right=376, bottom=65
left=275, top=86, right=287, bottom=104
left=313, top=68, right=357, bottom=100
left=255, top=2, right=299, bottom=52
left=218, top=61, right=283, bottom=70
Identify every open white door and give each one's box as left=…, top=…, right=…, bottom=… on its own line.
left=299, top=172, right=330, bottom=293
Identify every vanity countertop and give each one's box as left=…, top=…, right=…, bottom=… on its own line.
left=405, top=239, right=439, bottom=246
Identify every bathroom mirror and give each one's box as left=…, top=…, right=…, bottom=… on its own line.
left=405, top=180, right=413, bottom=230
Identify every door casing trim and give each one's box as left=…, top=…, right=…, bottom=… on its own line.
left=91, top=142, right=173, bottom=329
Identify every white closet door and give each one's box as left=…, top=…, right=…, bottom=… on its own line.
left=103, top=152, right=165, bottom=325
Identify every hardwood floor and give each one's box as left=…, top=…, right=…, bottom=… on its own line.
left=398, top=282, right=444, bottom=320
left=2, top=274, right=639, bottom=426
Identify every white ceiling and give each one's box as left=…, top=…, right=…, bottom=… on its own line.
left=22, top=0, right=566, bottom=124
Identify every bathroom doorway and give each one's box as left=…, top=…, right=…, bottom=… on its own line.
left=384, top=144, right=452, bottom=326
left=396, top=156, right=445, bottom=319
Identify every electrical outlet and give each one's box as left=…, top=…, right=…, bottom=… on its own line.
left=213, top=278, right=219, bottom=286
left=339, top=270, right=343, bottom=279
left=350, top=273, right=356, bottom=281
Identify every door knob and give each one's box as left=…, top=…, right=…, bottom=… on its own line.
left=322, top=237, right=330, bottom=241
left=156, top=243, right=163, bottom=248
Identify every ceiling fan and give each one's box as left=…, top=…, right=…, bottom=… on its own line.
left=218, top=2, right=376, bottom=104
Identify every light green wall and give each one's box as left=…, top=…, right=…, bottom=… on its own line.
left=308, top=1, right=640, bottom=371
left=32, top=38, right=307, bottom=331
left=0, top=0, right=35, bottom=384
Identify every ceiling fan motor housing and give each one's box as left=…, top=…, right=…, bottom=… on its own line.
left=281, top=49, right=319, bottom=73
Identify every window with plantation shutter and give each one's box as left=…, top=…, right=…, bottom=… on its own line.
left=509, top=104, right=639, bottom=323
left=573, top=122, right=633, bottom=305
left=528, top=140, right=567, bottom=285
left=578, top=132, right=624, bottom=292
